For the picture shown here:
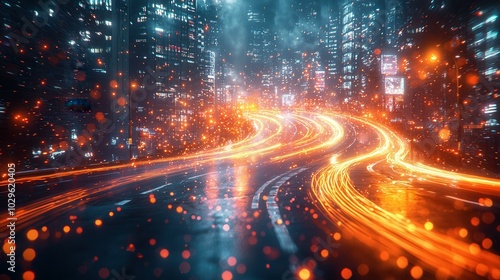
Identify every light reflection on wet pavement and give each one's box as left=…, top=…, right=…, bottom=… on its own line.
left=1, top=111, right=499, bottom=280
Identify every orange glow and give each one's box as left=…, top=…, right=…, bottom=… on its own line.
left=95, top=112, right=105, bottom=122
left=23, top=271, right=35, bottom=280
left=63, top=225, right=71, bottom=233
left=27, top=229, right=39, bottom=241
left=411, top=266, right=424, bottom=279
left=320, top=249, right=329, bottom=258
left=3, top=241, right=14, bottom=254
left=23, top=248, right=36, bottom=261
left=466, top=73, right=479, bottom=85
left=95, top=219, right=103, bottom=226
left=160, top=248, right=169, bottom=258
left=397, top=256, right=409, bottom=269
left=298, top=268, right=311, bottom=280
left=310, top=113, right=500, bottom=279
left=227, top=256, right=237, bottom=266
left=182, top=250, right=190, bottom=259
left=117, top=97, right=127, bottom=106
left=222, top=271, right=233, bottom=280
left=340, top=268, right=352, bottom=279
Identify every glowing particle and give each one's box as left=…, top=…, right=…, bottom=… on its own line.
left=482, top=238, right=493, bottom=249
left=160, top=249, right=169, bottom=258
left=306, top=259, right=317, bottom=269
left=153, top=268, right=163, bottom=278
left=95, top=219, right=103, bottom=226
left=127, top=243, right=135, bottom=252
left=109, top=211, right=114, bottom=217
left=320, top=249, right=329, bottom=258
left=23, top=248, right=36, bottom=261
left=76, top=227, right=83, bottom=234
left=27, top=229, right=39, bottom=241
left=3, top=241, right=14, bottom=254
left=248, top=236, right=257, bottom=246
left=471, top=217, right=480, bottom=226
left=41, top=226, right=48, bottom=232
left=23, top=271, right=35, bottom=280
left=357, top=264, right=369, bottom=276
left=476, top=263, right=488, bottom=277
left=469, top=243, right=481, bottom=255
left=236, top=264, right=246, bottom=274
left=424, top=221, right=433, bottom=231
left=491, top=268, right=500, bottom=279
left=176, top=206, right=183, bottom=213
left=263, top=246, right=272, bottom=255
left=149, top=238, right=157, bottom=246
left=63, top=226, right=71, bottom=233
left=182, top=250, right=190, bottom=259
left=459, top=228, right=468, bottom=238
left=222, top=271, right=233, bottom=280
left=380, top=251, right=389, bottom=261
left=227, top=256, right=237, bottom=266
left=410, top=266, right=423, bottom=279
left=223, top=224, right=230, bottom=231
left=482, top=212, right=495, bottom=224
left=179, top=262, right=191, bottom=274
left=397, top=256, right=408, bottom=269
left=298, top=268, right=311, bottom=280
left=483, top=198, right=493, bottom=207
left=341, top=268, right=352, bottom=279
left=333, top=232, right=341, bottom=241
left=98, top=268, right=110, bottom=279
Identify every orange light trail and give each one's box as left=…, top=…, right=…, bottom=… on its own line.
left=310, top=113, right=500, bottom=279
left=0, top=111, right=347, bottom=236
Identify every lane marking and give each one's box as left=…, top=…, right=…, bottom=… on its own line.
left=445, top=195, right=484, bottom=206
left=266, top=167, right=308, bottom=254
left=140, top=183, right=172, bottom=195
left=33, top=178, right=76, bottom=188
left=188, top=172, right=217, bottom=180
left=251, top=172, right=292, bottom=210
left=115, top=200, right=131, bottom=206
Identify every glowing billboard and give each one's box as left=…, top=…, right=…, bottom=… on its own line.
left=381, top=54, right=398, bottom=75
left=384, top=77, right=405, bottom=95
left=282, top=94, right=295, bottom=107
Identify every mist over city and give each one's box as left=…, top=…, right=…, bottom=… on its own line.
left=0, top=0, right=499, bottom=279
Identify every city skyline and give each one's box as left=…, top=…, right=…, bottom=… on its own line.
left=1, top=1, right=500, bottom=280
left=1, top=0, right=499, bottom=173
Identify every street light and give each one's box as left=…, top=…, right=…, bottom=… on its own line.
left=427, top=50, right=462, bottom=165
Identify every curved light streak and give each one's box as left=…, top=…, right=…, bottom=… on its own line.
left=310, top=114, right=500, bottom=279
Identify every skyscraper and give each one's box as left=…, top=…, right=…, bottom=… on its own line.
left=326, top=5, right=342, bottom=102
left=129, top=0, right=198, bottom=155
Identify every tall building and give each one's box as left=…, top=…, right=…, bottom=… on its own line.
left=340, top=0, right=384, bottom=107
left=129, top=0, right=199, bottom=155
left=466, top=2, right=500, bottom=171
left=246, top=7, right=272, bottom=95
left=326, top=5, right=342, bottom=102
left=80, top=0, right=131, bottom=161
